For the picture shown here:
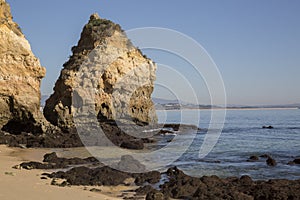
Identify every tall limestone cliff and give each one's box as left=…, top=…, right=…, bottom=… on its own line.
left=0, top=0, right=46, bottom=133
left=44, top=14, right=157, bottom=131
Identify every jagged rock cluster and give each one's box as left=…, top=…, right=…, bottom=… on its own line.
left=44, top=13, right=157, bottom=131
left=0, top=0, right=157, bottom=149
left=0, top=0, right=47, bottom=133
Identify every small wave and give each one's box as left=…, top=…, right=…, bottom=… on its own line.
left=142, top=128, right=161, bottom=133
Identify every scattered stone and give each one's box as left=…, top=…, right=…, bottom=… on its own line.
left=293, top=158, right=300, bottom=164
left=262, top=126, right=274, bottom=129
left=266, top=157, right=277, bottom=166
left=14, top=152, right=300, bottom=200
left=260, top=154, right=271, bottom=158
left=89, top=188, right=102, bottom=193
left=288, top=161, right=295, bottom=165
left=20, top=161, right=58, bottom=170
left=123, top=177, right=135, bottom=186
left=51, top=179, right=69, bottom=187
left=157, top=167, right=300, bottom=200
left=47, top=166, right=132, bottom=186
left=115, top=155, right=146, bottom=173
left=43, top=152, right=99, bottom=166
left=135, top=185, right=155, bottom=195
left=18, top=152, right=100, bottom=170
left=158, top=129, right=174, bottom=135
left=239, top=175, right=253, bottom=186
left=120, top=141, right=144, bottom=150
left=247, top=155, right=259, bottom=162
left=145, top=191, right=165, bottom=200
left=134, top=171, right=161, bottom=185
left=4, top=172, right=15, bottom=176
left=12, top=164, right=21, bottom=169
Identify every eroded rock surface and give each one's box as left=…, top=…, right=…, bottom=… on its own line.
left=44, top=13, right=157, bottom=131
left=0, top=0, right=46, bottom=134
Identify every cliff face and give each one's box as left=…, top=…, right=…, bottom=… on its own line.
left=0, top=0, right=46, bottom=133
left=44, top=14, right=157, bottom=131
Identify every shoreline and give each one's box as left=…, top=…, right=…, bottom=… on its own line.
left=0, top=145, right=138, bottom=200
left=1, top=145, right=300, bottom=199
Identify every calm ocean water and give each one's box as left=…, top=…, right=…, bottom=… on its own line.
left=155, top=108, right=300, bottom=180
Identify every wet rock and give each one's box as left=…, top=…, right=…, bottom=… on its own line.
left=288, top=161, right=295, bottom=165
left=260, top=154, right=271, bottom=158
left=18, top=152, right=99, bottom=170
left=247, top=155, right=259, bottom=162
left=262, top=126, right=274, bottom=129
left=157, top=167, right=300, bottom=200
left=135, top=185, right=155, bottom=195
left=158, top=129, right=174, bottom=135
left=115, top=155, right=146, bottom=173
left=48, top=166, right=132, bottom=186
left=160, top=167, right=203, bottom=199
left=120, top=140, right=144, bottom=150
left=293, top=158, right=300, bottom=164
left=19, top=161, right=63, bottom=170
left=145, top=191, right=165, bottom=200
left=134, top=171, right=161, bottom=185
left=89, top=188, right=102, bottom=193
left=43, top=152, right=98, bottom=166
left=266, top=157, right=277, bottom=166
left=239, top=175, right=253, bottom=186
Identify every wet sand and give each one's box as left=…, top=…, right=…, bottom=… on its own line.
left=0, top=145, right=139, bottom=200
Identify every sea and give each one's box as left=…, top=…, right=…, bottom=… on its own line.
left=153, top=108, right=300, bottom=180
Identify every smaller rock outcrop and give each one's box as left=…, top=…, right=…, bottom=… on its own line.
left=44, top=13, right=157, bottom=131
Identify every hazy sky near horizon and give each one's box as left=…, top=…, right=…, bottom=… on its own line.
left=7, top=0, right=300, bottom=106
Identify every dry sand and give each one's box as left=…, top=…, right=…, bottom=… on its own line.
left=0, top=145, right=140, bottom=200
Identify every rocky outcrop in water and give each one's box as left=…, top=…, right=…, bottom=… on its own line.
left=0, top=0, right=46, bottom=134
left=44, top=13, right=157, bottom=131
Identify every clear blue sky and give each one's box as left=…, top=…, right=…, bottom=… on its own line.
left=7, top=0, right=300, bottom=105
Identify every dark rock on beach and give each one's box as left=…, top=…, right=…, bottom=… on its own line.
left=0, top=128, right=84, bottom=148
left=49, top=166, right=132, bottom=186
left=145, top=191, right=165, bottom=200
left=43, top=152, right=99, bottom=166
left=18, top=152, right=161, bottom=186
left=114, top=155, right=146, bottom=173
left=47, top=166, right=161, bottom=187
left=16, top=153, right=300, bottom=199
left=158, top=167, right=300, bottom=200
left=134, top=171, right=161, bottom=185
left=19, top=161, right=59, bottom=170
left=18, top=152, right=99, bottom=170
left=120, top=140, right=144, bottom=150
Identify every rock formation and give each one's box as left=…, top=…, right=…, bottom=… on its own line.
left=44, top=13, right=157, bottom=131
left=0, top=0, right=46, bottom=133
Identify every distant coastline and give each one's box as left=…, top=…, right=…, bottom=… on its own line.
left=156, top=107, right=299, bottom=111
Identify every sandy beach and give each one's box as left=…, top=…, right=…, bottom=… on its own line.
left=0, top=145, right=139, bottom=200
